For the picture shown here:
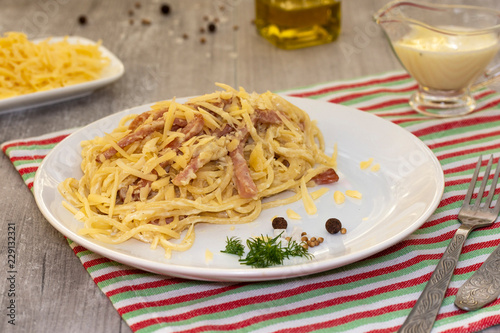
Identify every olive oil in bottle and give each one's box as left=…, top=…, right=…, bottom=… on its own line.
left=255, top=0, right=341, bottom=50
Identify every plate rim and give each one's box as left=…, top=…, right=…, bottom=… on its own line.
left=33, top=96, right=445, bottom=282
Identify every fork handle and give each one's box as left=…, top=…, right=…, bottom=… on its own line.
left=398, top=224, right=473, bottom=333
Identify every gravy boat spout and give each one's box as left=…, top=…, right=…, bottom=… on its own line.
left=374, top=1, right=500, bottom=118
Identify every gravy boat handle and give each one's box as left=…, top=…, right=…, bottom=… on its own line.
left=472, top=64, right=500, bottom=91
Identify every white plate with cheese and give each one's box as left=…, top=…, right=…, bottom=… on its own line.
left=33, top=96, right=444, bottom=282
left=0, top=36, right=124, bottom=113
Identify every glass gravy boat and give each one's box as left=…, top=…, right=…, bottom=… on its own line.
left=374, top=0, right=500, bottom=118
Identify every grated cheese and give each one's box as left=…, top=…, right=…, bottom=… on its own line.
left=345, top=190, right=362, bottom=199
left=205, top=249, right=214, bottom=262
left=0, top=32, right=109, bottom=99
left=286, top=209, right=301, bottom=220
left=360, top=158, right=374, bottom=170
left=333, top=190, right=345, bottom=204
left=310, top=188, right=329, bottom=200
left=300, top=177, right=317, bottom=215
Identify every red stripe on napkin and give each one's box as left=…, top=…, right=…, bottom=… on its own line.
left=9, top=155, right=47, bottom=162
left=357, top=98, right=410, bottom=111
left=329, top=84, right=418, bottom=104
left=1, top=134, right=69, bottom=152
left=288, top=73, right=411, bottom=98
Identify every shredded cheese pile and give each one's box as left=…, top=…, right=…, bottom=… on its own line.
left=0, top=32, right=110, bottom=99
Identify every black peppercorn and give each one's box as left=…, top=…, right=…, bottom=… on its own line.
left=160, top=4, right=171, bottom=15
left=325, top=218, right=342, bottom=234
left=272, top=217, right=288, bottom=230
left=78, top=15, right=87, bottom=25
left=208, top=22, right=217, bottom=33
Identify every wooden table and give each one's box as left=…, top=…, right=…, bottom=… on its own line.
left=1, top=0, right=500, bottom=332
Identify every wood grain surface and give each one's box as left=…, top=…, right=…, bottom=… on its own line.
left=1, top=1, right=499, bottom=332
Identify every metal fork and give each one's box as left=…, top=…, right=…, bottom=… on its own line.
left=398, top=155, right=500, bottom=333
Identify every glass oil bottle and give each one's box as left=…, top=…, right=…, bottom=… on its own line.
left=255, top=0, right=341, bottom=50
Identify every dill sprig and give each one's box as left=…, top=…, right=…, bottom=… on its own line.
left=221, top=236, right=245, bottom=256
left=221, top=233, right=313, bottom=268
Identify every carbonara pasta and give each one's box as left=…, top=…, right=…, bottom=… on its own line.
left=0, top=32, right=109, bottom=99
left=58, top=84, right=339, bottom=257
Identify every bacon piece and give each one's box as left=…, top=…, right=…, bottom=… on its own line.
left=132, top=178, right=153, bottom=198
left=128, top=106, right=190, bottom=130
left=171, top=118, right=188, bottom=131
left=172, top=155, right=203, bottom=186
left=229, top=128, right=258, bottom=199
left=189, top=98, right=233, bottom=114
left=255, top=109, right=283, bottom=125
left=213, top=124, right=234, bottom=137
left=230, top=148, right=258, bottom=199
left=130, top=108, right=188, bottom=131
left=312, top=169, right=339, bottom=185
left=163, top=113, right=205, bottom=151
left=128, top=108, right=167, bottom=131
left=117, top=186, right=129, bottom=203
left=99, top=119, right=165, bottom=160
left=158, top=113, right=205, bottom=169
left=128, top=111, right=154, bottom=131
left=116, top=178, right=153, bottom=203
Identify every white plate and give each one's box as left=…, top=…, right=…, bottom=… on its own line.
left=33, top=97, right=444, bottom=282
left=0, top=36, right=124, bottom=113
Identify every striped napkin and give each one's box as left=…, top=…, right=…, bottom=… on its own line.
left=3, top=71, right=500, bottom=333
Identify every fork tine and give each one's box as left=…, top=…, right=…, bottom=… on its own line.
left=484, top=155, right=500, bottom=208
left=465, top=155, right=483, bottom=205
left=474, top=155, right=494, bottom=209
